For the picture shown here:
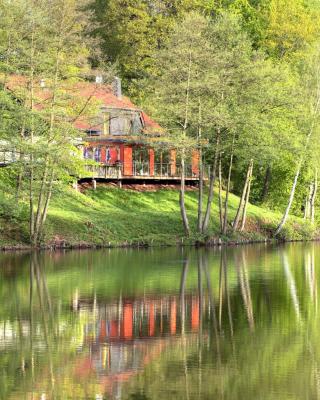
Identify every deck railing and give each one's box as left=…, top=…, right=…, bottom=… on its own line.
left=85, top=164, right=122, bottom=179
left=85, top=162, right=208, bottom=180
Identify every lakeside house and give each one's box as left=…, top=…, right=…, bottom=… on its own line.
left=1, top=75, right=200, bottom=184
left=75, top=77, right=200, bottom=184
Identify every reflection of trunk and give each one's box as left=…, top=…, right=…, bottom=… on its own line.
left=305, top=247, right=317, bottom=311
left=223, top=136, right=235, bottom=235
left=233, top=160, right=253, bottom=231
left=33, top=254, right=55, bottom=388
left=223, top=250, right=233, bottom=336
left=235, top=250, right=254, bottom=331
left=180, top=256, right=189, bottom=335
left=198, top=253, right=203, bottom=333
left=282, top=252, right=301, bottom=321
left=203, top=251, right=220, bottom=359
left=218, top=255, right=224, bottom=330
left=202, top=132, right=220, bottom=233
left=29, top=257, right=35, bottom=393
left=179, top=251, right=190, bottom=400
left=197, top=253, right=203, bottom=399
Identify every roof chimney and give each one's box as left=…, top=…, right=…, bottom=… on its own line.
left=95, top=75, right=103, bottom=84
left=113, top=76, right=122, bottom=99
left=40, top=79, right=46, bottom=88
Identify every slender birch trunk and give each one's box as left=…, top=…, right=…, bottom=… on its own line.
left=29, top=30, right=35, bottom=245
left=275, top=70, right=320, bottom=236
left=202, top=132, right=220, bottom=233
left=304, top=186, right=312, bottom=220
left=310, top=169, right=318, bottom=224
left=222, top=135, right=235, bottom=235
left=31, top=16, right=63, bottom=246
left=275, top=162, right=301, bottom=236
left=240, top=161, right=253, bottom=232
left=180, top=154, right=190, bottom=236
left=197, top=99, right=203, bottom=233
left=233, top=159, right=253, bottom=231
left=16, top=125, right=26, bottom=201
left=38, top=170, right=54, bottom=240
left=218, top=154, right=223, bottom=233
left=180, top=51, right=192, bottom=237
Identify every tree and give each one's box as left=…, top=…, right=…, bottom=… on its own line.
left=0, top=0, right=93, bottom=246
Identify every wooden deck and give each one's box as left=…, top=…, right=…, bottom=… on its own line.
left=83, top=162, right=206, bottom=182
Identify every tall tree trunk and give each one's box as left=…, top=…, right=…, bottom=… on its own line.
left=179, top=51, right=192, bottom=237
left=310, top=169, right=318, bottom=223
left=233, top=160, right=253, bottom=231
left=197, top=99, right=203, bottom=233
left=218, top=154, right=223, bottom=233
left=180, top=154, right=190, bottom=236
left=222, top=135, right=235, bottom=235
left=202, top=132, right=220, bottom=233
left=275, top=162, right=301, bottom=236
left=29, top=31, right=35, bottom=246
left=32, top=158, right=49, bottom=246
left=38, top=170, right=54, bottom=242
left=304, top=190, right=311, bottom=220
left=16, top=126, right=25, bottom=201
left=261, top=166, right=271, bottom=203
left=276, top=77, right=320, bottom=236
left=240, top=161, right=253, bottom=232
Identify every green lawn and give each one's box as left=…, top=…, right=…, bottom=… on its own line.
left=0, top=185, right=317, bottom=247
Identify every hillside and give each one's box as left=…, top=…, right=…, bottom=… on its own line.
left=0, top=185, right=317, bottom=249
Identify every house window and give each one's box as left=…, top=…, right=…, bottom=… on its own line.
left=94, top=147, right=101, bottom=162
left=106, top=147, right=111, bottom=163
left=84, top=147, right=93, bottom=160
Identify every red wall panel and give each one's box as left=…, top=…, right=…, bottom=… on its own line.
left=123, top=146, right=133, bottom=176
left=149, top=148, right=154, bottom=176
left=192, top=150, right=200, bottom=176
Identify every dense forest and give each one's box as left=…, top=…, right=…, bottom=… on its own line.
left=1, top=0, right=320, bottom=246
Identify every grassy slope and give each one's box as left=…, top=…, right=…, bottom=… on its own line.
left=0, top=185, right=316, bottom=247
left=43, top=186, right=316, bottom=246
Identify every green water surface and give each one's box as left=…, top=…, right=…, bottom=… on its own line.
left=0, top=243, right=319, bottom=399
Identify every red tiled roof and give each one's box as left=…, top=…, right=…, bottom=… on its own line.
left=5, top=75, right=162, bottom=134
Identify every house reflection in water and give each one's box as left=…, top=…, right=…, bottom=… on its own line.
left=74, top=294, right=204, bottom=398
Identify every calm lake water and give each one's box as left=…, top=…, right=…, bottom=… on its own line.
left=1, top=243, right=320, bottom=399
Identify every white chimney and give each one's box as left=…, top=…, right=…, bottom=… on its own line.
left=113, top=76, right=122, bottom=99
left=40, top=79, right=46, bottom=88
left=95, top=75, right=103, bottom=84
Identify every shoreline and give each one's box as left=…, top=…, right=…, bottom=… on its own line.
left=1, top=236, right=318, bottom=252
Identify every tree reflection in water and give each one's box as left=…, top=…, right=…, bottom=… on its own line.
left=1, top=245, right=320, bottom=399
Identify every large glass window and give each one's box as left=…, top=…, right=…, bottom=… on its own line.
left=110, top=111, right=144, bottom=136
